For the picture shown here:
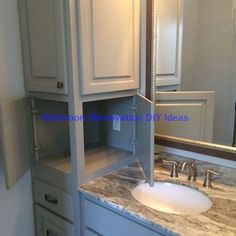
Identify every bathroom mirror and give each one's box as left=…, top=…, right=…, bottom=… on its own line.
left=151, top=0, right=236, bottom=160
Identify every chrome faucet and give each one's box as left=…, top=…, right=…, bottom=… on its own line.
left=162, top=159, right=179, bottom=178
left=181, top=160, right=196, bottom=181
left=203, top=169, right=221, bottom=188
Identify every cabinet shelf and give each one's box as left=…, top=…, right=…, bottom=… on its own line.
left=85, top=144, right=135, bottom=175
left=40, top=151, right=71, bottom=174
left=34, top=152, right=72, bottom=193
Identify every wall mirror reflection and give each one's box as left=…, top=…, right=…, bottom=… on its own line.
left=155, top=0, right=236, bottom=149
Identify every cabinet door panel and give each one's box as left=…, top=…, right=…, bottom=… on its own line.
left=0, top=97, right=32, bottom=190
left=136, top=94, right=154, bottom=186
left=79, top=0, right=140, bottom=95
left=83, top=199, right=162, bottom=236
left=156, top=0, right=183, bottom=87
left=157, top=0, right=178, bottom=75
left=19, top=0, right=68, bottom=94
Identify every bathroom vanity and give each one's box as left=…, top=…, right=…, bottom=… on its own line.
left=79, top=158, right=236, bottom=236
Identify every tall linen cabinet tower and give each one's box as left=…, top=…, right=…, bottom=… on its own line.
left=0, top=0, right=154, bottom=235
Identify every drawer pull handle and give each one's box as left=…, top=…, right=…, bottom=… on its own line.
left=44, top=194, right=58, bottom=205
left=46, top=230, right=57, bottom=236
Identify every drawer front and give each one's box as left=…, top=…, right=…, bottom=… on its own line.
left=83, top=199, right=163, bottom=236
left=34, top=179, right=73, bottom=221
left=84, top=228, right=102, bottom=236
left=36, top=205, right=74, bottom=236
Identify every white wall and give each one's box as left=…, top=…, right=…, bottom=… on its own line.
left=0, top=0, right=34, bottom=235
left=181, top=0, right=234, bottom=145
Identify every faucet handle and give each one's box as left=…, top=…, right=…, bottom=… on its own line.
left=162, top=159, right=179, bottom=178
left=205, top=169, right=221, bottom=176
left=203, top=169, right=221, bottom=188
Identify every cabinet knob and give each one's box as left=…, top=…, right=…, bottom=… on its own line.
left=57, top=82, right=64, bottom=89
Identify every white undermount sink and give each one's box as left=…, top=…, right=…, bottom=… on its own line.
left=131, top=182, right=212, bottom=215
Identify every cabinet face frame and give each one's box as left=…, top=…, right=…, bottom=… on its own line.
left=77, top=0, right=141, bottom=95
left=67, top=0, right=155, bottom=188
left=155, top=0, right=183, bottom=88
left=18, top=0, right=68, bottom=95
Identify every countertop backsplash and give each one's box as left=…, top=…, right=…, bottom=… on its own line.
left=155, top=152, right=236, bottom=187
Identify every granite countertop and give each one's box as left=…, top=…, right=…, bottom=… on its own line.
left=79, top=162, right=236, bottom=236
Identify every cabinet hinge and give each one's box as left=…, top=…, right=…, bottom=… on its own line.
left=29, top=107, right=40, bottom=115
left=130, top=105, right=137, bottom=111
left=131, top=140, right=137, bottom=145
left=32, top=145, right=41, bottom=162
left=131, top=140, right=137, bottom=155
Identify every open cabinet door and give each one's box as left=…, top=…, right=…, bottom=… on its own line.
left=0, top=97, right=33, bottom=190
left=136, top=94, right=154, bottom=186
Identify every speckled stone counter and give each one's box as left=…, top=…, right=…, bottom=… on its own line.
left=79, top=162, right=236, bottom=236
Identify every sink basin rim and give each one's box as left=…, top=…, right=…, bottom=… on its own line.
left=131, top=181, right=213, bottom=215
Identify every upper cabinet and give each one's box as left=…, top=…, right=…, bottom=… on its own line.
left=78, top=0, right=141, bottom=95
left=19, top=0, right=68, bottom=94
left=156, top=0, right=183, bottom=88
left=19, top=0, right=141, bottom=96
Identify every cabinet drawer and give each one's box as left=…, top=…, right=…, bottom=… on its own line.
left=36, top=205, right=74, bottom=236
left=83, top=199, right=162, bottom=236
left=85, top=228, right=102, bottom=236
left=34, top=179, right=73, bottom=221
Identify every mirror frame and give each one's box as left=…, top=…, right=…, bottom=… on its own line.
left=146, top=0, right=236, bottom=161
left=146, top=0, right=156, bottom=101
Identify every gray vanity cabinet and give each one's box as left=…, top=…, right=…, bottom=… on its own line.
left=80, top=196, right=166, bottom=236
left=19, top=0, right=68, bottom=94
